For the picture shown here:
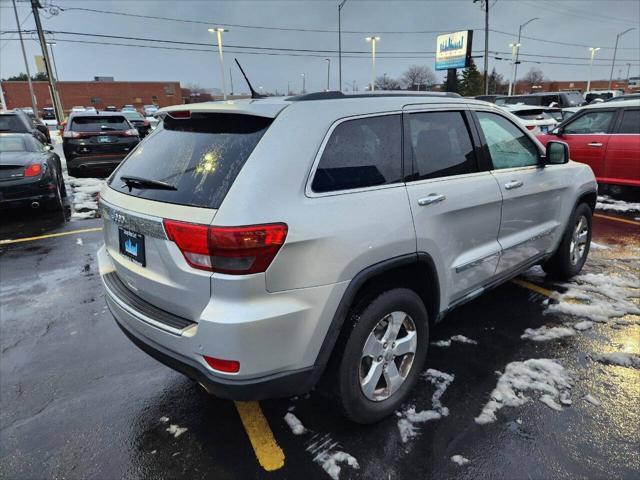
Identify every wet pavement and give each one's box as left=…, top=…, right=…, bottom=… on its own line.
left=1, top=202, right=639, bottom=479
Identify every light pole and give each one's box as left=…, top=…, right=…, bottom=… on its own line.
left=609, top=28, right=635, bottom=89
left=14, top=0, right=38, bottom=118
left=586, top=47, right=600, bottom=93
left=513, top=17, right=538, bottom=93
left=208, top=27, right=229, bottom=100
left=365, top=36, right=380, bottom=91
left=287, top=81, right=290, bottom=95
left=338, top=0, right=347, bottom=92
left=46, top=41, right=59, bottom=80
left=508, top=43, right=521, bottom=96
left=325, top=58, right=331, bottom=91
left=626, top=63, right=632, bottom=88
left=301, top=73, right=306, bottom=94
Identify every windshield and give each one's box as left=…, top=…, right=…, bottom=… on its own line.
left=109, top=113, right=272, bottom=209
left=70, top=116, right=129, bottom=132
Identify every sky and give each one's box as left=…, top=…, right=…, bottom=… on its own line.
left=1, top=0, right=639, bottom=95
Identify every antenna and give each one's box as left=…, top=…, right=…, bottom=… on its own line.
left=234, top=59, right=265, bottom=99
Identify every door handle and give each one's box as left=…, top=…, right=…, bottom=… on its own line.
left=418, top=194, right=446, bottom=206
left=504, top=180, right=524, bottom=190
left=587, top=142, right=603, bottom=147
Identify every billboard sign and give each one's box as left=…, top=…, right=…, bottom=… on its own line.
left=435, top=30, right=473, bottom=71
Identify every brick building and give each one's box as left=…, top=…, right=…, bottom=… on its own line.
left=0, top=80, right=182, bottom=113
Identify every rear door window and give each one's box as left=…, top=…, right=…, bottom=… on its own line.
left=109, top=113, right=272, bottom=209
left=71, top=116, right=129, bottom=132
left=311, top=115, right=402, bottom=193
left=408, top=111, right=477, bottom=180
left=617, top=109, right=640, bottom=134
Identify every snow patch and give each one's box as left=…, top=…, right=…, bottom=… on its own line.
left=591, top=352, right=640, bottom=369
left=451, top=455, right=470, bottom=466
left=590, top=241, right=609, bottom=250
left=573, top=320, right=594, bottom=331
left=76, top=238, right=83, bottom=246
left=159, top=416, right=169, bottom=423
left=521, top=325, right=575, bottom=341
left=583, top=394, right=601, bottom=406
left=475, top=359, right=572, bottom=425
left=306, top=434, right=359, bottom=480
left=284, top=412, right=307, bottom=435
left=431, top=335, right=478, bottom=347
left=596, top=195, right=640, bottom=213
left=166, top=424, right=187, bottom=438
left=66, top=176, right=105, bottom=220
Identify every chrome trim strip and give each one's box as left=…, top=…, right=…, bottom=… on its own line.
left=503, top=226, right=558, bottom=252
left=455, top=251, right=500, bottom=273
left=100, top=200, right=167, bottom=240
left=102, top=274, right=186, bottom=336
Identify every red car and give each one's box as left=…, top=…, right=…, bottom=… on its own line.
left=537, top=100, right=639, bottom=189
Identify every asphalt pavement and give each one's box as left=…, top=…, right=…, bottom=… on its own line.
left=1, top=202, right=639, bottom=479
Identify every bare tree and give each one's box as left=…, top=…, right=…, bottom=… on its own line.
left=375, top=75, right=402, bottom=90
left=522, top=67, right=545, bottom=91
left=184, top=82, right=209, bottom=94
left=401, top=65, right=437, bottom=90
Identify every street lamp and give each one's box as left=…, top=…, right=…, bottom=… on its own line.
left=325, top=58, right=331, bottom=91
left=512, top=17, right=538, bottom=93
left=208, top=27, right=229, bottom=100
left=586, top=47, right=600, bottom=93
left=365, top=36, right=380, bottom=91
left=301, top=73, right=306, bottom=94
left=508, top=43, right=521, bottom=96
left=338, top=0, right=348, bottom=92
left=46, top=41, right=59, bottom=80
left=609, top=28, right=635, bottom=89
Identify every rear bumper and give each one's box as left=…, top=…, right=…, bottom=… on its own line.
left=0, top=180, right=57, bottom=207
left=66, top=154, right=127, bottom=170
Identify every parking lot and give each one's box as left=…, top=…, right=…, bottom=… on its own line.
left=0, top=131, right=638, bottom=480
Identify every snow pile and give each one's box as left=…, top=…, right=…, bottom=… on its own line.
left=596, top=195, right=640, bottom=213
left=573, top=320, right=594, bottom=331
left=547, top=272, right=640, bottom=323
left=306, top=434, right=359, bottom=480
left=521, top=325, right=576, bottom=341
left=591, top=352, right=640, bottom=369
left=475, top=359, right=573, bottom=425
left=284, top=412, right=307, bottom=435
left=166, top=424, right=188, bottom=438
left=451, top=455, right=470, bottom=466
left=397, top=369, right=454, bottom=442
left=590, top=241, right=610, bottom=250
left=431, top=335, right=478, bottom=347
left=66, top=176, right=105, bottom=219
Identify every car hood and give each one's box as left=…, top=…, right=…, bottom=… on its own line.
left=0, top=151, right=45, bottom=167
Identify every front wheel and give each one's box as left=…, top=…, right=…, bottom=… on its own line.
left=542, top=203, right=592, bottom=279
left=332, top=288, right=429, bottom=424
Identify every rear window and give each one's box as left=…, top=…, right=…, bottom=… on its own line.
left=109, top=113, right=272, bottom=209
left=504, top=96, right=541, bottom=106
left=0, top=114, right=28, bottom=133
left=563, top=92, right=586, bottom=106
left=586, top=92, right=613, bottom=103
left=0, top=135, right=27, bottom=152
left=515, top=110, right=554, bottom=121
left=70, top=116, right=129, bottom=132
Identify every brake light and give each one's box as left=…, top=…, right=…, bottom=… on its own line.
left=123, top=129, right=139, bottom=136
left=526, top=125, right=536, bottom=130
left=24, top=163, right=42, bottom=177
left=163, top=220, right=288, bottom=274
left=203, top=355, right=240, bottom=373
left=168, top=110, right=190, bottom=119
left=143, top=120, right=150, bottom=126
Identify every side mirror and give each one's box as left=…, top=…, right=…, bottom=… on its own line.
left=36, top=124, right=48, bottom=135
left=44, top=144, right=54, bottom=151
left=545, top=141, right=570, bottom=165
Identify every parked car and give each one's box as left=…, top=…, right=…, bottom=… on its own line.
left=498, top=104, right=559, bottom=134
left=143, top=104, right=159, bottom=116
left=475, top=95, right=506, bottom=103
left=62, top=112, right=140, bottom=177
left=121, top=110, right=151, bottom=137
left=585, top=89, right=624, bottom=104
left=71, top=106, right=86, bottom=113
left=19, top=109, right=52, bottom=143
left=538, top=99, right=639, bottom=189
left=0, top=132, right=65, bottom=210
left=84, top=106, right=98, bottom=114
left=105, top=106, right=118, bottom=112
left=0, top=110, right=50, bottom=144
left=496, top=91, right=587, bottom=109
left=42, top=107, right=56, bottom=120
left=98, top=92, right=597, bottom=423
left=605, top=93, right=640, bottom=103
left=121, top=105, right=137, bottom=112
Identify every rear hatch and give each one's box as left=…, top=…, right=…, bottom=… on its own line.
left=101, top=111, right=274, bottom=321
left=66, top=115, right=137, bottom=155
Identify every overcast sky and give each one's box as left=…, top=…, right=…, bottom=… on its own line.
left=1, top=0, right=639, bottom=94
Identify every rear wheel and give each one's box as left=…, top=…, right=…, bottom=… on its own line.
left=542, top=203, right=592, bottom=279
left=46, top=180, right=63, bottom=212
left=331, top=288, right=429, bottom=424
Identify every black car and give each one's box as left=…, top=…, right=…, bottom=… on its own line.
left=496, top=91, right=587, bottom=109
left=121, top=111, right=151, bottom=137
left=62, top=112, right=140, bottom=177
left=0, top=110, right=50, bottom=144
left=42, top=107, right=56, bottom=120
left=0, top=133, right=66, bottom=210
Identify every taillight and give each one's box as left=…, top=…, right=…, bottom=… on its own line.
left=163, top=220, right=288, bottom=274
left=203, top=355, right=240, bottom=373
left=123, top=129, right=139, bottom=136
left=24, top=163, right=42, bottom=177
left=526, top=125, right=536, bottom=130
left=168, top=110, right=191, bottom=119
left=143, top=120, right=150, bottom=126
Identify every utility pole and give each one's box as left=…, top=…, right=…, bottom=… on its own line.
left=473, top=0, right=490, bottom=94
left=508, top=42, right=520, bottom=96
left=325, top=58, right=331, bottom=91
left=301, top=73, right=306, bottom=94
left=287, top=81, right=290, bottom=95
left=609, top=28, right=635, bottom=90
left=586, top=47, right=600, bottom=93
left=338, top=1, right=347, bottom=92
left=0, top=81, right=6, bottom=110
left=14, top=0, right=39, bottom=118
left=626, top=63, right=632, bottom=88
left=31, top=0, right=63, bottom=122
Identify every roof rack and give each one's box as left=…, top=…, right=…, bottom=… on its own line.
left=285, top=91, right=461, bottom=102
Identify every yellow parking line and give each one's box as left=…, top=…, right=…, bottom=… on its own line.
left=0, top=227, right=103, bottom=245
left=234, top=401, right=285, bottom=472
left=511, top=278, right=557, bottom=298
left=594, top=213, right=640, bottom=227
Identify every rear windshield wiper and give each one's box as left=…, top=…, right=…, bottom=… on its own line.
left=120, top=175, right=177, bottom=192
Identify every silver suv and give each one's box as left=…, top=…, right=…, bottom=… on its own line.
left=98, top=92, right=597, bottom=423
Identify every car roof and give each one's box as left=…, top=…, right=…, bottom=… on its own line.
left=499, top=104, right=551, bottom=112
left=582, top=99, right=640, bottom=109
left=159, top=91, right=470, bottom=119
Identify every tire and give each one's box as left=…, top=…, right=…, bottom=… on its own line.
left=46, top=180, right=63, bottom=212
left=329, top=288, right=429, bottom=424
left=59, top=174, right=67, bottom=198
left=67, top=166, right=80, bottom=178
left=542, top=203, right=592, bottom=280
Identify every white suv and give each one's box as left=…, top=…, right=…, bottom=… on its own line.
left=98, top=92, right=597, bottom=423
